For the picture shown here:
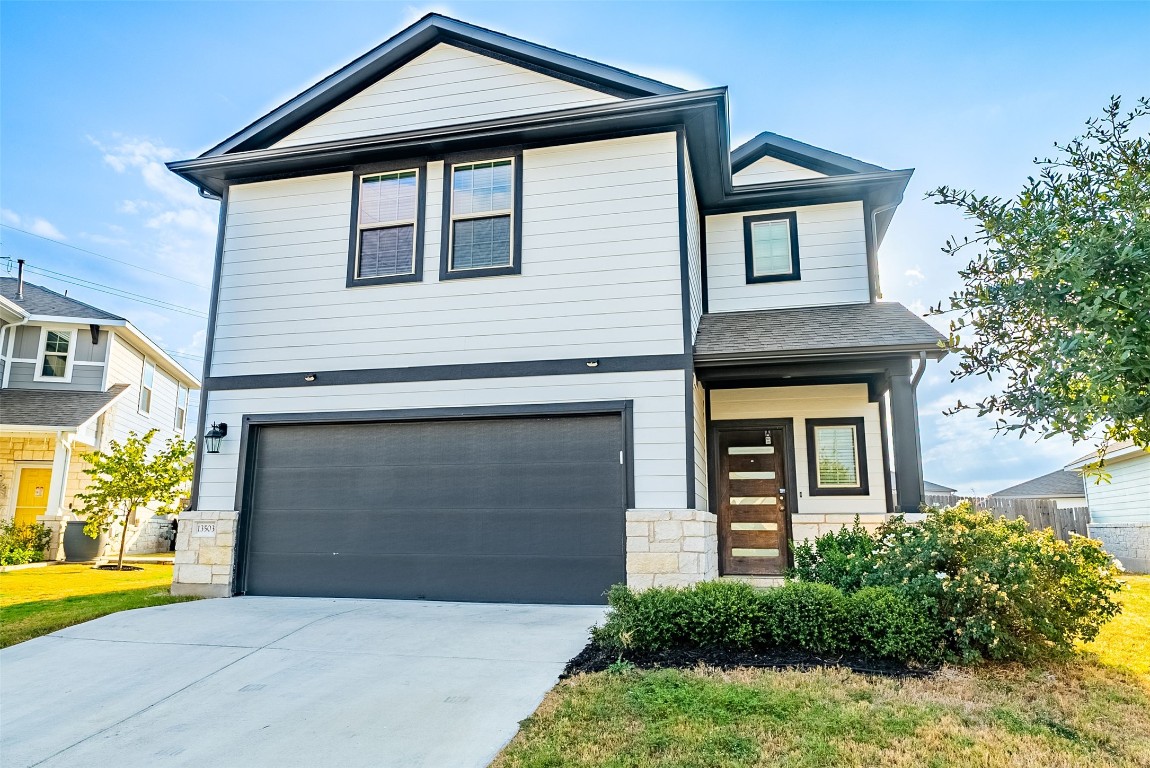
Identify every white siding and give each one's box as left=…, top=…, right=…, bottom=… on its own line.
left=1085, top=453, right=1150, bottom=523
left=693, top=375, right=707, bottom=511
left=709, top=383, right=887, bottom=516
left=683, top=143, right=703, bottom=338
left=274, top=43, right=619, bottom=149
left=197, top=370, right=688, bottom=511
left=212, top=132, right=684, bottom=377
left=733, top=156, right=825, bottom=186
left=705, top=201, right=871, bottom=312
left=105, top=334, right=186, bottom=447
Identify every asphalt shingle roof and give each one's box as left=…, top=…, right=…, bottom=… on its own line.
left=992, top=470, right=1086, bottom=499
left=0, top=384, right=130, bottom=428
left=0, top=278, right=124, bottom=321
left=924, top=480, right=958, bottom=494
left=694, top=302, right=946, bottom=361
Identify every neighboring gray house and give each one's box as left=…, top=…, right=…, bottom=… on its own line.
left=167, top=14, right=945, bottom=602
left=991, top=470, right=1088, bottom=510
left=0, top=278, right=200, bottom=556
left=1066, top=443, right=1150, bottom=573
left=923, top=480, right=958, bottom=500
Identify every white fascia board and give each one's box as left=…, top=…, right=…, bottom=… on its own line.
left=1065, top=443, right=1149, bottom=470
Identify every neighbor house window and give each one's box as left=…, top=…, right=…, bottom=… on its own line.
left=805, top=417, right=869, bottom=496
left=743, top=211, right=800, bottom=283
left=443, top=157, right=520, bottom=278
left=174, top=382, right=189, bottom=432
left=139, top=360, right=155, bottom=414
left=350, top=169, right=421, bottom=285
left=36, top=329, right=73, bottom=380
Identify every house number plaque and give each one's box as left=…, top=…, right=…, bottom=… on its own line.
left=193, top=522, right=216, bottom=538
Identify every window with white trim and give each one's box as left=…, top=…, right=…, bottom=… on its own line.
left=448, top=159, right=514, bottom=272
left=37, top=329, right=72, bottom=380
left=139, top=359, right=155, bottom=414
left=174, top=382, right=189, bottom=432
left=806, top=417, right=869, bottom=496
left=354, top=169, right=419, bottom=279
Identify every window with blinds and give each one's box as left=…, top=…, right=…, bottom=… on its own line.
left=813, top=425, right=860, bottom=488
left=449, top=159, right=514, bottom=272
left=355, top=170, right=419, bottom=279
left=742, top=211, right=799, bottom=283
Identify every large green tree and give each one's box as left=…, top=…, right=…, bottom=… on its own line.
left=928, top=96, right=1150, bottom=463
left=76, top=430, right=194, bottom=570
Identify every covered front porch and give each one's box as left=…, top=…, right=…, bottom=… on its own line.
left=694, top=302, right=946, bottom=577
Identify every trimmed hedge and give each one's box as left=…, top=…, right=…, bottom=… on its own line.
left=592, top=580, right=942, bottom=664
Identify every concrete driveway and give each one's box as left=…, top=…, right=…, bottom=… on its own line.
left=0, top=597, right=604, bottom=768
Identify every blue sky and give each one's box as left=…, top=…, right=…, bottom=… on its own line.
left=2, top=1, right=1147, bottom=494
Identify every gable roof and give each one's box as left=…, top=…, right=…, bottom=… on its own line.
left=0, top=384, right=130, bottom=430
left=0, top=277, right=125, bottom=322
left=694, top=302, right=947, bottom=364
left=924, top=480, right=958, bottom=494
left=732, top=132, right=888, bottom=177
left=992, top=470, right=1086, bottom=499
left=203, top=13, right=683, bottom=157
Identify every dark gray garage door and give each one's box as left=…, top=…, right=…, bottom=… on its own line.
left=240, top=414, right=626, bottom=604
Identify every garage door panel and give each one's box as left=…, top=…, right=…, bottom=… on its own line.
left=245, top=552, right=623, bottom=604
left=250, top=462, right=623, bottom=510
left=255, top=417, right=622, bottom=468
left=242, top=414, right=627, bottom=604
left=247, top=507, right=624, bottom=558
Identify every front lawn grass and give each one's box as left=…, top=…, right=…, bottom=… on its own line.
left=0, top=564, right=196, bottom=648
left=493, top=574, right=1150, bottom=768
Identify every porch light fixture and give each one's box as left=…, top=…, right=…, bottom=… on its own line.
left=204, top=422, right=228, bottom=454
left=304, top=373, right=317, bottom=382
left=585, top=359, right=599, bottom=368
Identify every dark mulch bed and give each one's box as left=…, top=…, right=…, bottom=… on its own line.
left=94, top=565, right=144, bottom=571
left=562, top=642, right=939, bottom=679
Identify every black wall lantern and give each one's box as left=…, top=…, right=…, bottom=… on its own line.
left=204, top=422, right=228, bottom=454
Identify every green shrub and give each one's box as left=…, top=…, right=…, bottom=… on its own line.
left=790, top=517, right=879, bottom=592
left=593, top=583, right=689, bottom=652
left=762, top=582, right=851, bottom=654
left=0, top=521, right=52, bottom=566
left=678, top=580, right=769, bottom=649
left=790, top=501, right=1126, bottom=663
left=848, top=586, right=943, bottom=662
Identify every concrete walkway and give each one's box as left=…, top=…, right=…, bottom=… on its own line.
left=0, top=597, right=604, bottom=768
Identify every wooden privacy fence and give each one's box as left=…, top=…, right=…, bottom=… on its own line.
left=922, top=495, right=1090, bottom=542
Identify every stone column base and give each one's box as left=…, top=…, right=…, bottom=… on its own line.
left=1089, top=523, right=1150, bottom=574
left=625, top=509, right=718, bottom=589
left=172, top=510, right=238, bottom=597
left=789, top=513, right=889, bottom=544
left=35, top=516, right=69, bottom=561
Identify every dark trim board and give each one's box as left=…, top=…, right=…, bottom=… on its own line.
left=231, top=400, right=635, bottom=595
left=188, top=186, right=229, bottom=511
left=804, top=416, right=871, bottom=497
left=707, top=418, right=799, bottom=572
left=676, top=127, right=697, bottom=509
left=205, top=353, right=690, bottom=392
left=346, top=158, right=428, bottom=288
left=742, top=211, right=800, bottom=284
left=731, top=132, right=886, bottom=177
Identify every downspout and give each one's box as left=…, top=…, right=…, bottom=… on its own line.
left=198, top=187, right=222, bottom=201
left=0, top=313, right=30, bottom=389
left=910, top=350, right=928, bottom=389
left=868, top=202, right=900, bottom=301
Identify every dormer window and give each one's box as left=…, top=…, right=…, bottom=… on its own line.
left=743, top=211, right=800, bottom=283
left=34, top=328, right=74, bottom=382
left=441, top=154, right=522, bottom=279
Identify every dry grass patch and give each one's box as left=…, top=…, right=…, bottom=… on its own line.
left=494, top=575, right=1150, bottom=768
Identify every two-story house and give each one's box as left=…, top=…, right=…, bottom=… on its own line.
left=0, top=276, right=201, bottom=557
left=167, top=14, right=945, bottom=602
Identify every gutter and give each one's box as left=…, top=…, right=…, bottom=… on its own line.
left=0, top=311, right=30, bottom=388
left=694, top=343, right=948, bottom=367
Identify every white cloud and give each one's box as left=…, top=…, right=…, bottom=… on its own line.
left=179, top=329, right=206, bottom=358
left=905, top=266, right=925, bottom=286
left=81, top=232, right=130, bottom=247
left=401, top=3, right=455, bottom=26
left=1, top=209, right=67, bottom=240
left=619, top=63, right=712, bottom=92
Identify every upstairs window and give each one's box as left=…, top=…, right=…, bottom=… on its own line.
left=351, top=169, right=421, bottom=285
left=806, top=417, right=869, bottom=496
left=743, top=211, right=800, bottom=283
left=174, top=382, right=189, bottom=432
left=36, top=329, right=73, bottom=381
left=443, top=157, right=520, bottom=278
left=139, top=359, right=155, bottom=414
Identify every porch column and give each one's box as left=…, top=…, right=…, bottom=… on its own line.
left=888, top=373, right=924, bottom=514
left=44, top=432, right=73, bottom=517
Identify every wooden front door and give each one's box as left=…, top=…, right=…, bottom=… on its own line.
left=15, top=467, right=53, bottom=525
left=716, top=426, right=790, bottom=575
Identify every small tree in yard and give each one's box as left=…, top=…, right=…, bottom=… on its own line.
left=76, top=430, right=194, bottom=571
left=927, top=96, right=1149, bottom=466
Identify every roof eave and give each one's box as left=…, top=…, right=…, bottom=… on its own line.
left=694, top=343, right=949, bottom=367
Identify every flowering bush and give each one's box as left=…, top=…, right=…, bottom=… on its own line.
left=791, top=502, right=1126, bottom=663
left=0, top=521, right=51, bottom=566
left=790, top=517, right=878, bottom=592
